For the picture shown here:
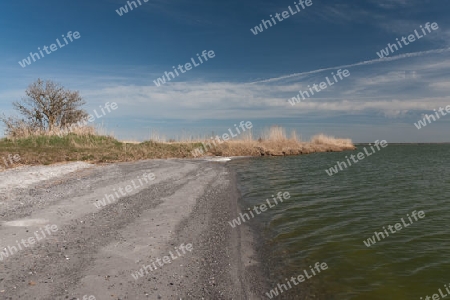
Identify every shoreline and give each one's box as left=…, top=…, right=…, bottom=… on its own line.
left=0, top=159, right=267, bottom=299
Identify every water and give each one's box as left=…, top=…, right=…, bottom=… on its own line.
left=227, top=144, right=450, bottom=299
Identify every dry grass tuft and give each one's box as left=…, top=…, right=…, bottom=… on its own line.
left=4, top=122, right=98, bottom=139
left=310, top=134, right=354, bottom=148
left=191, top=126, right=355, bottom=157
left=262, top=126, right=287, bottom=141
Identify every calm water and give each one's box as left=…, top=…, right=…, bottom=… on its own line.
left=227, top=145, right=450, bottom=299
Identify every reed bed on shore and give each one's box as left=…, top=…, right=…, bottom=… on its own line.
left=192, top=126, right=355, bottom=157
left=0, top=126, right=355, bottom=167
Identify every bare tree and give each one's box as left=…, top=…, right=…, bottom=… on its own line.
left=1, top=79, right=88, bottom=135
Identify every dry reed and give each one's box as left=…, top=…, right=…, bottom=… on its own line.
left=0, top=125, right=355, bottom=168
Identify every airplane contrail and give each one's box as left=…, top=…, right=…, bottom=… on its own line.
left=250, top=47, right=450, bottom=84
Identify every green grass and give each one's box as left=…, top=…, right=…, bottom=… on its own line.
left=0, top=134, right=202, bottom=166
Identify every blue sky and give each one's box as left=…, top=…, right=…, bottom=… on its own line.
left=1, top=0, right=449, bottom=142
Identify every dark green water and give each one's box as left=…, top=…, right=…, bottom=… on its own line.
left=227, top=145, right=450, bottom=300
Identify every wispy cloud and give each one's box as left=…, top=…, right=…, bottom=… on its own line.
left=74, top=56, right=450, bottom=124
left=250, top=48, right=450, bottom=84
left=370, top=0, right=409, bottom=9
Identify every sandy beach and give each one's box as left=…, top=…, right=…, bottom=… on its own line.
left=0, top=159, right=265, bottom=299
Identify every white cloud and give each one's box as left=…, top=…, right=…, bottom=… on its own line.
left=429, top=81, right=450, bottom=89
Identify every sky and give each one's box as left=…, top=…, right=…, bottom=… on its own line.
left=0, top=0, right=449, bottom=142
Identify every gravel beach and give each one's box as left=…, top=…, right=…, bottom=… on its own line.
left=0, top=159, right=266, bottom=300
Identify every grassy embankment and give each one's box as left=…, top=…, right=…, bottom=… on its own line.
left=0, top=126, right=355, bottom=168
